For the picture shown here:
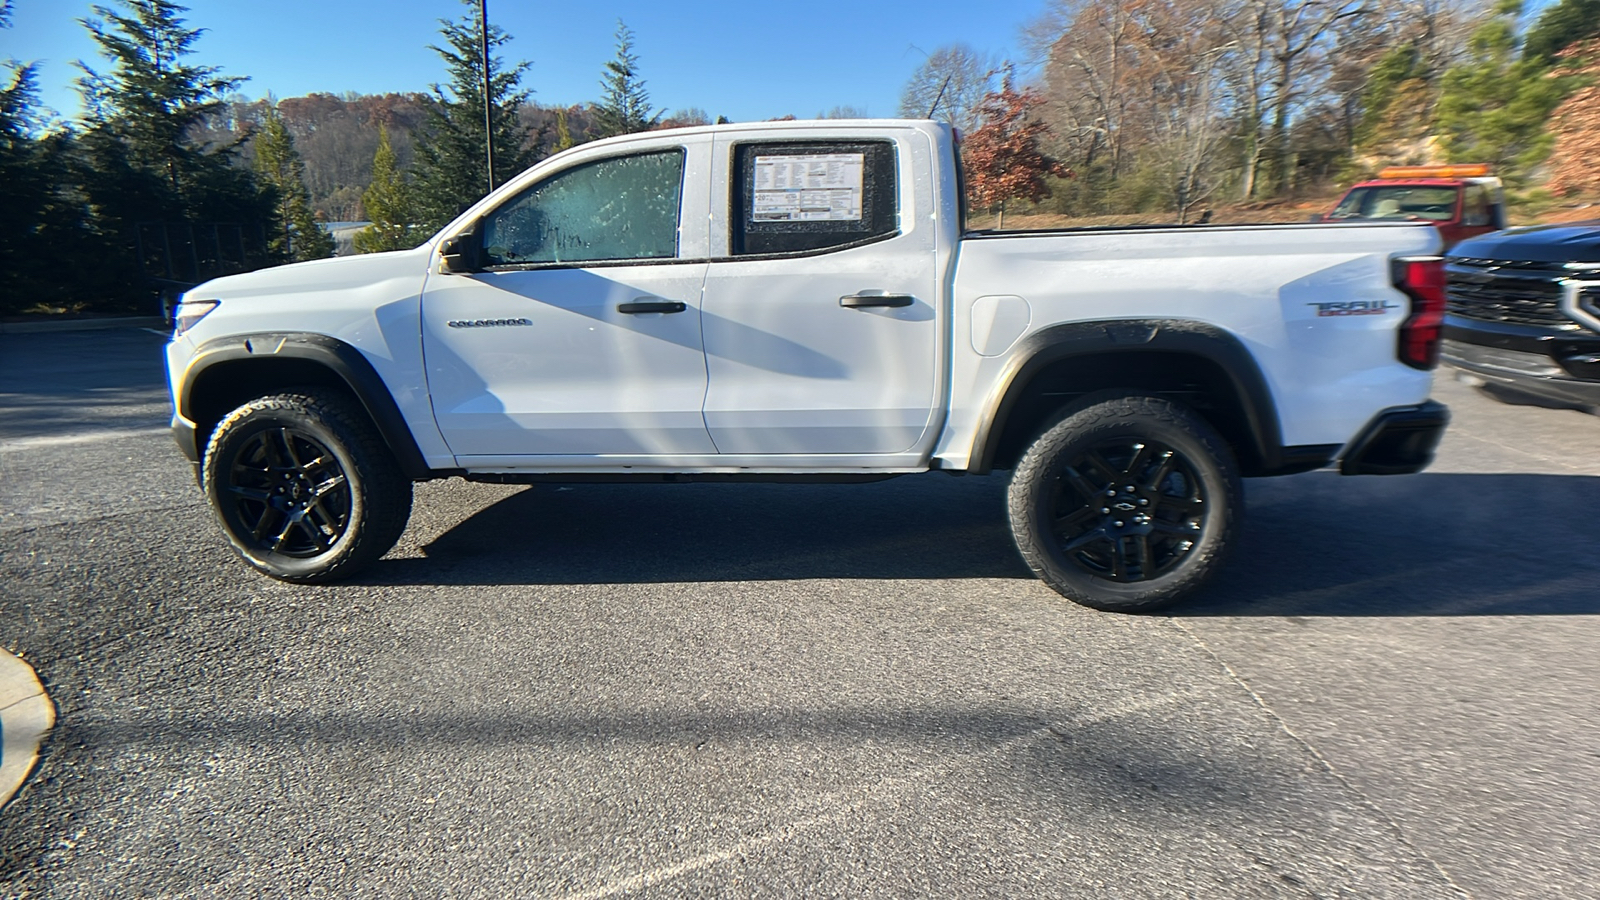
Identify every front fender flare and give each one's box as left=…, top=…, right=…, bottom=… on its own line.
left=176, top=332, right=435, bottom=481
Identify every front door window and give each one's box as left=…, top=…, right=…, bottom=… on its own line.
left=481, top=150, right=685, bottom=266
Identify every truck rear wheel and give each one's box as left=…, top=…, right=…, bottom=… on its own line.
left=202, top=389, right=413, bottom=583
left=1007, top=395, right=1240, bottom=613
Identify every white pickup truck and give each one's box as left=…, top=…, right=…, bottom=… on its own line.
left=166, top=119, right=1449, bottom=611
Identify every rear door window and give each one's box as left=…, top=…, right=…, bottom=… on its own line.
left=729, top=141, right=898, bottom=256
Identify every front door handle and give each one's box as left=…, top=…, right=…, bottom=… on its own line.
left=618, top=299, right=687, bottom=314
left=839, top=293, right=915, bottom=309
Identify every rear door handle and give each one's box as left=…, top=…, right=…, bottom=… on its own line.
left=618, top=299, right=687, bottom=314
left=839, top=293, right=915, bottom=309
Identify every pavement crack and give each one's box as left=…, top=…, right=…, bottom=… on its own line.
left=1167, top=617, right=1477, bottom=900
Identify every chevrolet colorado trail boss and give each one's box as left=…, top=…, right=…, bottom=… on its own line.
left=166, top=120, right=1450, bottom=612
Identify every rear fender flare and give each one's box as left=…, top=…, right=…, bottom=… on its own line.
left=967, top=319, right=1296, bottom=476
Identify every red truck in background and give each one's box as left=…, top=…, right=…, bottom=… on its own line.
left=1318, top=164, right=1505, bottom=249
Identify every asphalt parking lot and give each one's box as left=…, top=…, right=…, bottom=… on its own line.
left=2, top=327, right=1597, bottom=898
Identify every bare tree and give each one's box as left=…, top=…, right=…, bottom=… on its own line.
left=1025, top=0, right=1492, bottom=208
left=1137, top=1, right=1237, bottom=220
left=898, top=44, right=996, bottom=132
left=1265, top=0, right=1372, bottom=192
left=663, top=107, right=711, bottom=127
left=1038, top=0, right=1137, bottom=179
left=1217, top=1, right=1279, bottom=199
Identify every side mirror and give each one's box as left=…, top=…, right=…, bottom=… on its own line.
left=439, top=229, right=481, bottom=274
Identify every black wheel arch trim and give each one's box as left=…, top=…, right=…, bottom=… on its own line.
left=176, top=332, right=437, bottom=481
left=967, top=319, right=1298, bottom=476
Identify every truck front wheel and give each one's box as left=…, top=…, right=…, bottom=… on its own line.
left=1007, top=395, right=1241, bottom=612
left=202, top=390, right=413, bottom=583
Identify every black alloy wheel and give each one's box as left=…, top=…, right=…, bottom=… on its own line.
left=1008, top=394, right=1240, bottom=612
left=222, top=426, right=353, bottom=558
left=203, top=390, right=413, bottom=583
left=1050, top=437, right=1207, bottom=583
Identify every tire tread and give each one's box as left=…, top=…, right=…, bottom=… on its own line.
left=203, top=389, right=412, bottom=583
left=1007, top=394, right=1240, bottom=613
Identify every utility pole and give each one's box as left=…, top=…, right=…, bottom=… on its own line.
left=480, top=0, right=495, bottom=192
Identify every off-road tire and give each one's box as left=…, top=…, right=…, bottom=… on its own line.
left=1007, top=394, right=1241, bottom=613
left=202, top=389, right=413, bottom=583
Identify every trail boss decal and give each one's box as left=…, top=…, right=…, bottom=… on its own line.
left=446, top=317, right=534, bottom=328
left=1307, top=300, right=1399, bottom=317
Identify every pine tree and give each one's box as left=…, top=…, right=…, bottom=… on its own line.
left=355, top=125, right=423, bottom=253
left=411, top=0, right=536, bottom=233
left=1435, top=0, right=1571, bottom=181
left=254, top=102, right=334, bottom=262
left=1523, top=0, right=1600, bottom=66
left=593, top=20, right=662, bottom=138
left=0, top=61, right=90, bottom=314
left=76, top=1, right=258, bottom=209
left=73, top=0, right=272, bottom=306
left=0, top=64, right=44, bottom=306
left=553, top=108, right=575, bottom=152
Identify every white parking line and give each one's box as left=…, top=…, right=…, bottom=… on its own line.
left=0, top=426, right=169, bottom=452
left=557, top=695, right=1182, bottom=900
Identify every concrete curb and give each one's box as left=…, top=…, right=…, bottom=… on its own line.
left=0, top=650, right=55, bottom=810
left=0, top=316, right=166, bottom=334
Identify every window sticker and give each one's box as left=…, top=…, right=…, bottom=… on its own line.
left=752, top=153, right=864, bottom=222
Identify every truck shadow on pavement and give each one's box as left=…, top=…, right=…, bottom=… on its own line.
left=386, top=474, right=1032, bottom=585
left=362, top=471, right=1600, bottom=616
left=1179, top=470, right=1600, bottom=617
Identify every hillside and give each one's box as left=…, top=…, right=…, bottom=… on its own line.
left=1539, top=40, right=1600, bottom=221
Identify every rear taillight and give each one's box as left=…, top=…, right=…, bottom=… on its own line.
left=1393, top=257, right=1446, bottom=369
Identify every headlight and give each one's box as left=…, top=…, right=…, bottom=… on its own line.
left=172, top=300, right=220, bottom=337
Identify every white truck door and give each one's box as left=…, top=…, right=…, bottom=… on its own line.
left=421, top=139, right=714, bottom=459
left=701, top=133, right=939, bottom=455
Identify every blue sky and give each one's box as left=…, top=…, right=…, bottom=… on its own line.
left=1, top=0, right=1047, bottom=125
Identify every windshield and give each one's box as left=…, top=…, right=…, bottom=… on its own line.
left=1329, top=186, right=1459, bottom=222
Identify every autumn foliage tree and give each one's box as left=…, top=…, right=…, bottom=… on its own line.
left=961, top=75, right=1072, bottom=228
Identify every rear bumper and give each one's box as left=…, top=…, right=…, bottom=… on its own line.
left=1339, top=401, right=1450, bottom=476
